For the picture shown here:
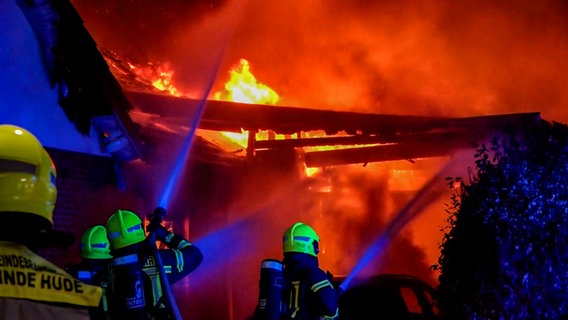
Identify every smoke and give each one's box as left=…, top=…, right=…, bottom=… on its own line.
left=309, top=159, right=462, bottom=287
left=67, top=0, right=568, bottom=317
left=73, top=0, right=568, bottom=122
left=232, top=0, right=568, bottom=121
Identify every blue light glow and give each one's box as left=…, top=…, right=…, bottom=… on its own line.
left=1, top=3, right=102, bottom=154
left=188, top=212, right=267, bottom=290
left=156, top=102, right=205, bottom=210
left=340, top=161, right=454, bottom=291
left=156, top=58, right=227, bottom=210
left=154, top=2, right=247, bottom=210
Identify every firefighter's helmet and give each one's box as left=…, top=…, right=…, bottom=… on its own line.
left=81, top=225, right=112, bottom=259
left=0, top=125, right=57, bottom=227
left=106, top=209, right=145, bottom=250
left=283, top=222, right=320, bottom=257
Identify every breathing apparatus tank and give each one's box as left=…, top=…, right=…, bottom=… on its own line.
left=255, top=258, right=285, bottom=320
left=106, top=210, right=148, bottom=319
left=107, top=253, right=148, bottom=319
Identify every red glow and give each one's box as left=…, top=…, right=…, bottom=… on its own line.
left=67, top=1, right=568, bottom=318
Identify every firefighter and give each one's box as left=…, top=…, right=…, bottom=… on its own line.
left=105, top=208, right=203, bottom=319
left=0, top=124, right=103, bottom=319
left=282, top=222, right=339, bottom=320
left=67, top=225, right=113, bottom=313
left=67, top=225, right=114, bottom=284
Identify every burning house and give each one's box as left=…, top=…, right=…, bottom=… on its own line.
left=3, top=0, right=568, bottom=319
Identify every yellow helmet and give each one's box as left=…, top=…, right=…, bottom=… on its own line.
left=283, top=222, right=320, bottom=257
left=80, top=225, right=112, bottom=259
left=0, top=125, right=57, bottom=226
left=106, top=209, right=145, bottom=250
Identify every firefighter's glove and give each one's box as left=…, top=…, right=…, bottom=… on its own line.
left=147, top=222, right=170, bottom=243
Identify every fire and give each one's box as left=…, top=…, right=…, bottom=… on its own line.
left=305, top=167, right=320, bottom=177
left=208, top=59, right=287, bottom=153
left=116, top=55, right=380, bottom=178
left=210, top=59, right=379, bottom=177
left=214, top=59, right=279, bottom=105
left=128, top=62, right=181, bottom=97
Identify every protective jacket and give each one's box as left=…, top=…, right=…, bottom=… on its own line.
left=0, top=241, right=103, bottom=320
left=282, top=252, right=339, bottom=320
left=67, top=258, right=112, bottom=315
left=107, top=233, right=203, bottom=319
left=68, top=258, right=111, bottom=286
left=141, top=233, right=203, bottom=311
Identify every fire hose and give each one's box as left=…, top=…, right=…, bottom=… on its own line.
left=146, top=207, right=183, bottom=320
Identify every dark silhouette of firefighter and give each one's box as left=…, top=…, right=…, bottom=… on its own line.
left=105, top=208, right=203, bottom=319
left=281, top=222, right=339, bottom=320
left=0, top=124, right=103, bottom=319
left=67, top=225, right=113, bottom=314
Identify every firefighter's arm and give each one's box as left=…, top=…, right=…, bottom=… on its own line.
left=164, top=234, right=203, bottom=268
left=154, top=231, right=203, bottom=285
left=148, top=221, right=203, bottom=267
left=311, top=271, right=339, bottom=320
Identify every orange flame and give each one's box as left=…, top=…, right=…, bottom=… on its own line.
left=211, top=59, right=363, bottom=178
left=129, top=62, right=181, bottom=97
left=214, top=59, right=279, bottom=105
left=204, top=59, right=283, bottom=153
left=208, top=59, right=387, bottom=179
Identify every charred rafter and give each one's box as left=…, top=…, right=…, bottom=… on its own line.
left=303, top=134, right=481, bottom=167
left=254, top=131, right=488, bottom=150
left=124, top=91, right=542, bottom=166
left=125, top=91, right=540, bottom=137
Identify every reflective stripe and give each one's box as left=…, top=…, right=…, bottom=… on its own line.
left=293, top=236, right=311, bottom=243
left=90, top=243, right=108, bottom=249
left=77, top=270, right=92, bottom=281
left=126, top=224, right=142, bottom=232
left=165, top=233, right=174, bottom=243
left=289, top=281, right=300, bottom=318
left=164, top=265, right=172, bottom=274
left=142, top=256, right=162, bottom=306
left=311, top=279, right=332, bottom=292
left=177, top=240, right=191, bottom=250
left=173, top=249, right=184, bottom=273
left=321, top=308, right=339, bottom=320
left=107, top=224, right=141, bottom=241
left=113, top=253, right=138, bottom=266
left=261, top=260, right=283, bottom=271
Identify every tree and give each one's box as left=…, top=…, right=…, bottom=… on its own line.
left=435, top=120, right=568, bottom=319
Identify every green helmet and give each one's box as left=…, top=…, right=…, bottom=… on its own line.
left=80, top=225, right=112, bottom=259
left=0, top=125, right=57, bottom=226
left=106, top=209, right=145, bottom=250
left=283, top=222, right=320, bottom=257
